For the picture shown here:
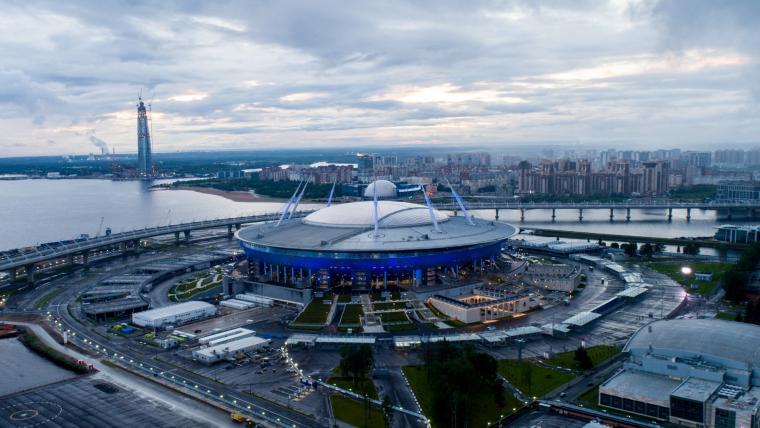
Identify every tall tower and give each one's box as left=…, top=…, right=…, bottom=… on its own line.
left=136, top=97, right=153, bottom=178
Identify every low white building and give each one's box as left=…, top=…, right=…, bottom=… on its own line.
left=522, top=263, right=580, bottom=292
left=132, top=301, right=216, bottom=328
left=235, top=293, right=274, bottom=307
left=193, top=335, right=268, bottom=364
left=429, top=291, right=537, bottom=324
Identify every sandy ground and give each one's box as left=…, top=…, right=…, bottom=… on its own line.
left=167, top=186, right=286, bottom=203
left=167, top=186, right=327, bottom=204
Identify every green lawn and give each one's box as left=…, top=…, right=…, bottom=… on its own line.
left=340, top=304, right=364, bottom=325
left=379, top=311, right=409, bottom=323
left=328, top=376, right=378, bottom=399
left=403, top=366, right=524, bottom=427
left=35, top=287, right=65, bottom=309
left=292, top=296, right=333, bottom=325
left=330, top=395, right=385, bottom=428
left=384, top=322, right=417, bottom=332
left=543, top=345, right=621, bottom=371
left=716, top=311, right=740, bottom=320
left=649, top=262, right=732, bottom=296
left=579, top=385, right=599, bottom=405
left=498, top=359, right=576, bottom=398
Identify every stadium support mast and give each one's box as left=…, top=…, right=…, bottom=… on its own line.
left=422, top=185, right=442, bottom=233
left=276, top=181, right=302, bottom=227
left=136, top=96, right=153, bottom=178
left=446, top=178, right=475, bottom=225
left=288, top=181, right=308, bottom=219
left=326, top=179, right=337, bottom=207
left=372, top=178, right=380, bottom=238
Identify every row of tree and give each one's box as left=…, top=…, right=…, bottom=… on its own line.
left=722, top=242, right=760, bottom=303
left=611, top=241, right=698, bottom=257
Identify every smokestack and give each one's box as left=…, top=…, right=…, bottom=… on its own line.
left=89, top=136, right=109, bottom=155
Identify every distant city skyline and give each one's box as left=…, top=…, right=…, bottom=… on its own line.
left=2, top=1, right=760, bottom=157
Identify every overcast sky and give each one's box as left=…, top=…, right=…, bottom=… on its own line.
left=1, top=1, right=759, bottom=156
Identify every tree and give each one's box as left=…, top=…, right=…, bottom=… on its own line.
left=339, top=344, right=374, bottom=384
left=381, top=395, right=393, bottom=427
left=421, top=342, right=505, bottom=427
left=621, top=242, right=638, bottom=257
left=639, top=243, right=654, bottom=258
left=574, top=346, right=593, bottom=370
left=723, top=270, right=749, bottom=303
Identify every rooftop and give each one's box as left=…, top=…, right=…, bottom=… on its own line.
left=625, top=319, right=760, bottom=368
left=133, top=301, right=215, bottom=320
left=601, top=369, right=682, bottom=405
left=303, top=200, right=447, bottom=228
left=238, top=213, right=515, bottom=252
left=671, top=378, right=721, bottom=403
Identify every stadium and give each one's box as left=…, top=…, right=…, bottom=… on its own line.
left=236, top=186, right=517, bottom=290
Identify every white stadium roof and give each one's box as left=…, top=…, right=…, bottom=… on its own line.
left=303, top=200, right=448, bottom=228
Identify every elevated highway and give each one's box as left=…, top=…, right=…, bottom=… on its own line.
left=1, top=211, right=314, bottom=282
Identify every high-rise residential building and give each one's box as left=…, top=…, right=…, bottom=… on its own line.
left=714, top=149, right=746, bottom=166
left=136, top=97, right=153, bottom=178
left=686, top=151, right=712, bottom=168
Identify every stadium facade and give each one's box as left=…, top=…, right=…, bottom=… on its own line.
left=236, top=194, right=516, bottom=290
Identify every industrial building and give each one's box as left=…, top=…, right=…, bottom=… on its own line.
left=198, top=327, right=256, bottom=346
left=236, top=184, right=517, bottom=290
left=598, top=319, right=760, bottom=427
left=193, top=335, right=268, bottom=364
left=82, top=297, right=149, bottom=321
left=132, top=301, right=216, bottom=328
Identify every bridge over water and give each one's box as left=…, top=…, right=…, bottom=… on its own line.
left=0, top=211, right=314, bottom=282
left=434, top=199, right=760, bottom=221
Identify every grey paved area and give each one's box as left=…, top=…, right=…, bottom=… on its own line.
left=509, top=408, right=589, bottom=428
left=0, top=376, right=215, bottom=428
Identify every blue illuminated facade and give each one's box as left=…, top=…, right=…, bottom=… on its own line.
left=240, top=240, right=505, bottom=289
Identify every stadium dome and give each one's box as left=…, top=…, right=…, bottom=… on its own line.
left=236, top=197, right=516, bottom=290
left=363, top=180, right=397, bottom=198
left=303, top=201, right=448, bottom=228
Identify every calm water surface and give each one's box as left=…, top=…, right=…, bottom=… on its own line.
left=0, top=338, right=77, bottom=395
left=0, top=179, right=753, bottom=252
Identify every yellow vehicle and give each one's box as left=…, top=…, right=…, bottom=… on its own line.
left=230, top=413, right=255, bottom=426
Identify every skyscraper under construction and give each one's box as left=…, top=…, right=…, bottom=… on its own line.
left=136, top=97, right=153, bottom=178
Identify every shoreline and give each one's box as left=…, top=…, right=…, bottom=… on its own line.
left=167, top=186, right=286, bottom=203
left=165, top=186, right=325, bottom=204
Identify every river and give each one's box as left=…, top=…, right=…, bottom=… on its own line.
left=0, top=179, right=752, bottom=252
left=0, top=337, right=78, bottom=395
